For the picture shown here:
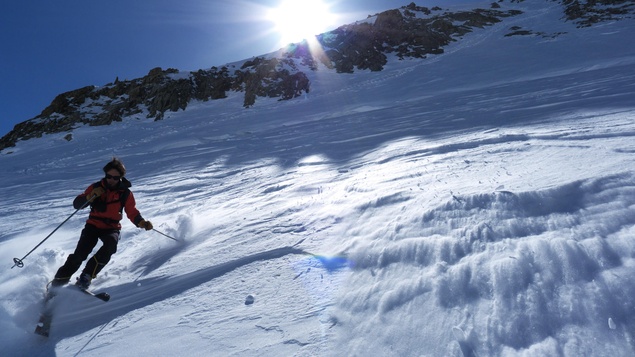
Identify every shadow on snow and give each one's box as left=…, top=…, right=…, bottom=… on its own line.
left=45, top=245, right=307, bottom=344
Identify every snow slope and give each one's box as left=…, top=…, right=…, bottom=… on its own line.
left=2, top=1, right=635, bottom=356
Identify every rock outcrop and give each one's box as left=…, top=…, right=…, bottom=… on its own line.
left=561, top=0, right=635, bottom=27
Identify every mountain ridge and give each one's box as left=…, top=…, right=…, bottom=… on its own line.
left=1, top=0, right=633, bottom=153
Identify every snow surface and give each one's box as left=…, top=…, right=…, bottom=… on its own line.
left=2, top=1, right=635, bottom=356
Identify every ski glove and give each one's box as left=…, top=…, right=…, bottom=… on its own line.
left=88, top=187, right=105, bottom=202
left=138, top=219, right=153, bottom=231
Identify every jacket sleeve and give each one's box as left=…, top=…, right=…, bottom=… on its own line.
left=73, top=184, right=94, bottom=209
left=124, top=191, right=144, bottom=226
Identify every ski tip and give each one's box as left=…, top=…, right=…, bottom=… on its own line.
left=96, top=292, right=111, bottom=302
left=34, top=326, right=50, bottom=338
left=77, top=286, right=111, bottom=302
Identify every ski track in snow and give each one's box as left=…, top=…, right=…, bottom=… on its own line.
left=1, top=2, right=635, bottom=356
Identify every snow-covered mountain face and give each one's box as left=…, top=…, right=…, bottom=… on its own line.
left=3, top=0, right=633, bottom=153
left=2, top=1, right=635, bottom=356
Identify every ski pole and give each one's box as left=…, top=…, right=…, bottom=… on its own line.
left=152, top=228, right=179, bottom=242
left=11, top=196, right=93, bottom=269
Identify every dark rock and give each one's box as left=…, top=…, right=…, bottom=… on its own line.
left=561, top=0, right=635, bottom=27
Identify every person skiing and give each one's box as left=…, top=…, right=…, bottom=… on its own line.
left=51, top=158, right=153, bottom=289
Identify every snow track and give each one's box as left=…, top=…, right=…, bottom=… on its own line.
left=1, top=2, right=635, bottom=356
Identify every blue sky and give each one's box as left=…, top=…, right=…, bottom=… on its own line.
left=0, top=0, right=481, bottom=137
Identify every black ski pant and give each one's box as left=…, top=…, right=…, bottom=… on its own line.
left=54, top=223, right=119, bottom=283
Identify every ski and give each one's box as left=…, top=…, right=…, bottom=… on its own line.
left=35, top=316, right=53, bottom=337
left=78, top=286, right=111, bottom=302
left=34, top=285, right=109, bottom=337
left=34, top=290, right=57, bottom=337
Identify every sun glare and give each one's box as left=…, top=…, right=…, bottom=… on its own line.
left=267, top=0, right=336, bottom=46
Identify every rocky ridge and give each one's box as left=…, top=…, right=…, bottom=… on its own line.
left=1, top=0, right=633, bottom=152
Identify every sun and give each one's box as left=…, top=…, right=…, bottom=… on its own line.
left=267, top=0, right=336, bottom=46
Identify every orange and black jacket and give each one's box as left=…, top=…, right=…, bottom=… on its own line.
left=73, top=177, right=144, bottom=230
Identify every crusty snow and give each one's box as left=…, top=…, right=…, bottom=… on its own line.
left=1, top=1, right=635, bottom=356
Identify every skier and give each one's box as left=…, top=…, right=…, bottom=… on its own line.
left=51, top=158, right=153, bottom=289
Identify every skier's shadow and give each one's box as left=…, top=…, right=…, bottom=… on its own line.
left=129, top=236, right=191, bottom=278
left=47, top=245, right=307, bottom=342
